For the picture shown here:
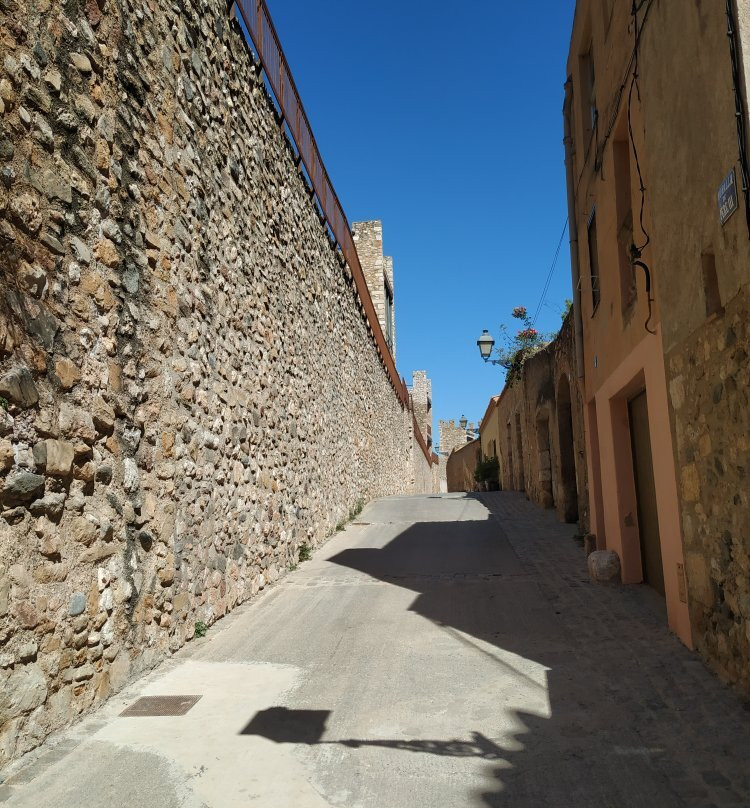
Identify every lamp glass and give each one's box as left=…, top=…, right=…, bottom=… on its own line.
left=477, top=330, right=495, bottom=360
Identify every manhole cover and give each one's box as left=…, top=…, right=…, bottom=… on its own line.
left=120, top=695, right=202, bottom=717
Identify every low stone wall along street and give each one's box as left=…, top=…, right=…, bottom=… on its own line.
left=446, top=439, right=480, bottom=493
left=0, top=0, right=434, bottom=765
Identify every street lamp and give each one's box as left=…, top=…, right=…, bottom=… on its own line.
left=476, top=330, right=503, bottom=365
left=459, top=415, right=468, bottom=430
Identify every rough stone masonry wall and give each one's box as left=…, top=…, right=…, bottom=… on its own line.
left=411, top=436, right=434, bottom=496
left=667, top=284, right=750, bottom=694
left=0, top=0, right=432, bottom=766
left=487, top=315, right=588, bottom=530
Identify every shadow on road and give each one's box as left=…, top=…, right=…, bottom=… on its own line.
left=238, top=498, right=744, bottom=806
left=242, top=705, right=507, bottom=760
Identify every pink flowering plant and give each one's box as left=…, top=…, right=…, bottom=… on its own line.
left=493, top=306, right=552, bottom=383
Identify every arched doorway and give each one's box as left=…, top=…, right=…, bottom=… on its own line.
left=536, top=415, right=554, bottom=508
left=557, top=375, right=579, bottom=523
left=505, top=421, right=514, bottom=490
left=514, top=412, right=525, bottom=491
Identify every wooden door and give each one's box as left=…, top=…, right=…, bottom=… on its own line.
left=628, top=390, right=665, bottom=596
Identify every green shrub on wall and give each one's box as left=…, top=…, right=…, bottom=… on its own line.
left=474, top=456, right=500, bottom=487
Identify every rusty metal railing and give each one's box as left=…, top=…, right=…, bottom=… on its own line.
left=230, top=0, right=434, bottom=467
left=232, top=1, right=408, bottom=404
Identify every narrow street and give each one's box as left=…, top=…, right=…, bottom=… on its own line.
left=2, top=493, right=748, bottom=808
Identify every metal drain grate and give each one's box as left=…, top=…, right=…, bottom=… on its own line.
left=351, top=522, right=370, bottom=526
left=120, top=695, right=202, bottom=717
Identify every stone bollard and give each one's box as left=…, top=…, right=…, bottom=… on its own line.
left=587, top=549, right=621, bottom=584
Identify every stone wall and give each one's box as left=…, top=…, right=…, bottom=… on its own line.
left=0, top=0, right=433, bottom=765
left=446, top=439, right=479, bottom=493
left=410, top=437, right=435, bottom=496
left=435, top=454, right=447, bottom=493
left=667, top=284, right=750, bottom=692
left=479, top=315, right=588, bottom=529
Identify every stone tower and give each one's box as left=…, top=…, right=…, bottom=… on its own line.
left=352, top=220, right=396, bottom=360
left=439, top=419, right=475, bottom=456
left=409, top=370, right=433, bottom=449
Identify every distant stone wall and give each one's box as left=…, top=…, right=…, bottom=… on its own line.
left=411, top=440, right=435, bottom=495
left=446, top=440, right=479, bottom=493
left=435, top=454, right=448, bottom=493
left=0, top=0, right=433, bottom=765
left=667, top=283, right=750, bottom=693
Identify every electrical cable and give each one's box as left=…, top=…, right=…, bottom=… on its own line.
left=627, top=0, right=650, bottom=255
left=726, top=0, right=750, bottom=239
left=576, top=0, right=656, bottom=197
left=569, top=0, right=657, bottom=334
left=633, top=259, right=656, bottom=334
left=627, top=0, right=656, bottom=335
left=531, top=218, right=569, bottom=328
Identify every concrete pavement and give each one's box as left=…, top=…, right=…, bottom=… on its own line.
left=2, top=492, right=749, bottom=807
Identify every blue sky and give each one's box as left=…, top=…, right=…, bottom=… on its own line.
left=261, top=0, right=577, bottom=440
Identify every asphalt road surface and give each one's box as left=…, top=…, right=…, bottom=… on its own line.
left=3, top=493, right=749, bottom=807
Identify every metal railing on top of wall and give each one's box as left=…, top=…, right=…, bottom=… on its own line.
left=230, top=1, right=416, bottom=413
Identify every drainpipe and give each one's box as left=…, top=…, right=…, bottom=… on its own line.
left=563, top=78, right=585, bottom=380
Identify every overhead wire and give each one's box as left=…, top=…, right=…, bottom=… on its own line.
left=531, top=217, right=569, bottom=328
left=576, top=0, right=656, bottom=197
left=628, top=0, right=650, bottom=256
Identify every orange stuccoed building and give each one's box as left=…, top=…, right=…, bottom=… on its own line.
left=564, top=0, right=750, bottom=690
left=465, top=1, right=750, bottom=696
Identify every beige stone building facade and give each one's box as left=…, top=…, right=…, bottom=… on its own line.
left=477, top=315, right=588, bottom=528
